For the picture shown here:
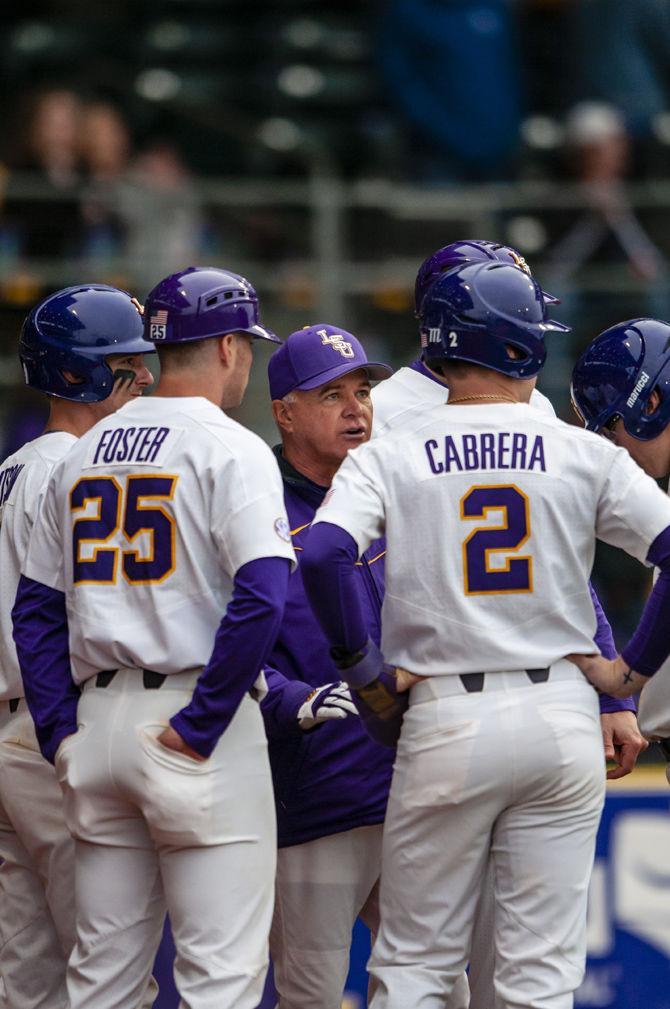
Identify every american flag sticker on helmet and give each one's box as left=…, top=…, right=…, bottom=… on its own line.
left=150, top=310, right=168, bottom=340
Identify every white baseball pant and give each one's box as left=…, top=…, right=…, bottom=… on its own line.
left=0, top=701, right=159, bottom=1009
left=0, top=703, right=73, bottom=1009
left=55, top=668, right=276, bottom=1009
left=368, top=662, right=605, bottom=1009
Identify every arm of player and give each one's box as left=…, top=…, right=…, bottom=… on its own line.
left=571, top=526, right=670, bottom=696
left=260, top=666, right=358, bottom=738
left=167, top=556, right=291, bottom=759
left=302, top=523, right=407, bottom=748
left=589, top=582, right=636, bottom=715
left=12, top=575, right=79, bottom=763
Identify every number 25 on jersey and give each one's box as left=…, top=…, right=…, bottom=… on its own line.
left=460, top=484, right=532, bottom=595
left=71, top=475, right=178, bottom=585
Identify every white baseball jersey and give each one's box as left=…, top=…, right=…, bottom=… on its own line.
left=23, top=397, right=295, bottom=683
left=0, top=432, right=77, bottom=700
left=314, top=402, right=670, bottom=676
left=371, top=364, right=555, bottom=437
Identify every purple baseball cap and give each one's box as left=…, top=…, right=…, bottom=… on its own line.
left=268, top=324, right=392, bottom=399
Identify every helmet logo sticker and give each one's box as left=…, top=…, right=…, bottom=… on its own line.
left=427, top=328, right=441, bottom=343
left=627, top=371, right=650, bottom=408
left=317, top=328, right=354, bottom=358
left=149, top=310, right=168, bottom=340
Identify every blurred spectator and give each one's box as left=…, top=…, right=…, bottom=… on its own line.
left=376, top=0, right=521, bottom=181
left=117, top=140, right=204, bottom=292
left=548, top=102, right=666, bottom=286
left=79, top=100, right=133, bottom=269
left=571, top=0, right=670, bottom=138
left=4, top=89, right=85, bottom=263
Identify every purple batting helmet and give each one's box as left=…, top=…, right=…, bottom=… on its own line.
left=19, top=285, right=153, bottom=403
left=421, top=261, right=570, bottom=380
left=144, top=266, right=280, bottom=345
left=414, top=240, right=559, bottom=319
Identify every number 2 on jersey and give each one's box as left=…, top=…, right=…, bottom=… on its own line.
left=71, top=475, right=178, bottom=585
left=460, top=484, right=532, bottom=595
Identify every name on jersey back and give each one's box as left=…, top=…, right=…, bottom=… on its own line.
left=89, top=426, right=177, bottom=468
left=424, top=432, right=546, bottom=475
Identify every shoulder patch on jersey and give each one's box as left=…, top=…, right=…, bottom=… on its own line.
left=274, top=517, right=291, bottom=543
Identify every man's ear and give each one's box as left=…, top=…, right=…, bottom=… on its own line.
left=647, top=388, right=662, bottom=414
left=217, top=333, right=236, bottom=368
left=272, top=398, right=293, bottom=434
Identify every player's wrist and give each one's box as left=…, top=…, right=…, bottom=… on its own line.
left=330, top=638, right=383, bottom=688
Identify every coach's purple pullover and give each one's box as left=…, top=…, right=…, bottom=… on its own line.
left=261, top=449, right=394, bottom=849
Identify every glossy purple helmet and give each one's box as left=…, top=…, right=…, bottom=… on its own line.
left=19, top=285, right=153, bottom=402
left=571, top=319, right=670, bottom=440
left=421, top=261, right=570, bottom=379
left=143, top=266, right=280, bottom=345
left=414, top=240, right=559, bottom=319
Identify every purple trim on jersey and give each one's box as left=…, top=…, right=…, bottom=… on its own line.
left=12, top=575, right=79, bottom=764
left=301, top=522, right=368, bottom=653
left=590, top=583, right=636, bottom=713
left=171, top=556, right=291, bottom=757
left=620, top=526, right=670, bottom=677
left=410, top=357, right=449, bottom=389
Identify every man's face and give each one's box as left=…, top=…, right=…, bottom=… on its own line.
left=602, top=417, right=670, bottom=479
left=106, top=352, right=154, bottom=400
left=281, top=369, right=373, bottom=468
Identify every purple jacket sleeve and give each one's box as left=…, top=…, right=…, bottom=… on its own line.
left=12, top=575, right=79, bottom=764
left=300, top=523, right=368, bottom=652
left=261, top=666, right=314, bottom=741
left=171, top=556, right=291, bottom=757
left=621, top=527, right=670, bottom=677
left=589, top=582, right=636, bottom=714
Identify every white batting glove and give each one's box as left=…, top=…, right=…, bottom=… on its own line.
left=297, top=682, right=359, bottom=731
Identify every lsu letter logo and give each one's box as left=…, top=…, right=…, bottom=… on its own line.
left=317, top=328, right=354, bottom=358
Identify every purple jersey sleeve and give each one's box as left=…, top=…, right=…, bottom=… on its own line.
left=171, top=556, right=291, bottom=757
left=12, top=575, right=79, bottom=763
left=301, top=522, right=367, bottom=652
left=621, top=526, right=670, bottom=676
left=590, top=582, right=637, bottom=714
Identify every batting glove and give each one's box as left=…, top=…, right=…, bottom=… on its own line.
left=297, top=682, right=359, bottom=731
left=331, top=638, right=409, bottom=748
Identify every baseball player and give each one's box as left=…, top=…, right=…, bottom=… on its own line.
left=262, top=325, right=452, bottom=1009
left=570, top=319, right=670, bottom=737
left=11, top=267, right=296, bottom=1009
left=0, top=284, right=155, bottom=1009
left=299, top=261, right=670, bottom=1008
left=372, top=239, right=645, bottom=777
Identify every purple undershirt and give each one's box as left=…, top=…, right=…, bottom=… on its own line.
left=302, top=522, right=634, bottom=712
left=12, top=576, right=79, bottom=763
left=621, top=526, right=670, bottom=677
left=13, top=557, right=290, bottom=763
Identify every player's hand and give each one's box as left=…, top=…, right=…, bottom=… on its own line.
left=567, top=652, right=646, bottom=697
left=130, top=296, right=144, bottom=315
left=107, top=369, right=137, bottom=410
left=600, top=710, right=648, bottom=780
left=395, top=668, right=427, bottom=693
left=297, top=682, right=358, bottom=730
left=157, top=726, right=206, bottom=762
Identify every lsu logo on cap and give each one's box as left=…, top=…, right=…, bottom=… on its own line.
left=317, top=328, right=354, bottom=359
left=149, top=310, right=169, bottom=340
